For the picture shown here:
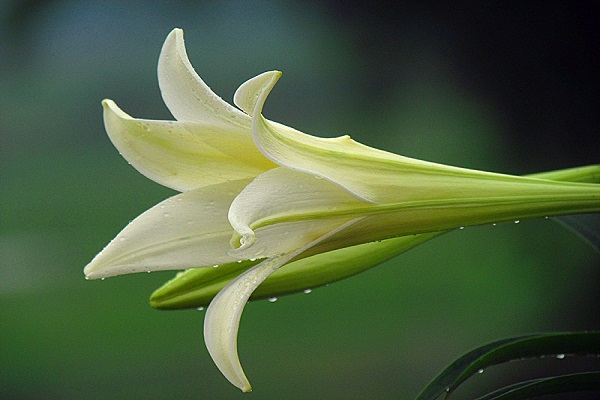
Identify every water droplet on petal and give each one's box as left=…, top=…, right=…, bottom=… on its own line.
left=268, top=297, right=278, bottom=303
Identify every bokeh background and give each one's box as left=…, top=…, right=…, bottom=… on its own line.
left=1, top=1, right=599, bottom=399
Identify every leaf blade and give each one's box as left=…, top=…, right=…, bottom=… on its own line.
left=416, top=332, right=600, bottom=400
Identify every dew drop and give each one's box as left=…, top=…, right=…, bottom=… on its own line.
left=147, top=271, right=151, bottom=273
left=303, top=289, right=312, bottom=294
left=249, top=258, right=256, bottom=262
left=477, top=369, right=484, bottom=374
left=197, top=307, right=205, bottom=311
left=514, top=220, right=520, bottom=224
left=556, top=353, right=565, bottom=359
left=268, top=297, right=278, bottom=303
left=459, top=226, right=465, bottom=230
left=492, top=223, right=497, bottom=226
left=237, top=260, right=243, bottom=263
left=101, top=278, right=105, bottom=281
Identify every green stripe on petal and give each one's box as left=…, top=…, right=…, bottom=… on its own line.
left=102, top=100, right=274, bottom=191
left=226, top=166, right=600, bottom=261
left=83, top=179, right=251, bottom=280
left=228, top=167, right=365, bottom=258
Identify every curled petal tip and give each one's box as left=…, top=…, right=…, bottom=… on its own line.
left=233, top=71, right=282, bottom=115
left=230, top=234, right=255, bottom=254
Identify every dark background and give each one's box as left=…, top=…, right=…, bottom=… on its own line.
left=1, top=1, right=598, bottom=399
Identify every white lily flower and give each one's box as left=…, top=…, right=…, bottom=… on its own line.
left=85, top=28, right=600, bottom=392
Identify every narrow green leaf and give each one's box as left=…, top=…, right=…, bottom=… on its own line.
left=474, top=372, right=600, bottom=400
left=415, top=332, right=600, bottom=400
left=554, top=213, right=600, bottom=253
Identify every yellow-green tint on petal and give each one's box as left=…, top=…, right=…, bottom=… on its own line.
left=102, top=100, right=275, bottom=191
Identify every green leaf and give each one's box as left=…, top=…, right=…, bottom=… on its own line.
left=415, top=332, right=600, bottom=400
left=474, top=372, right=600, bottom=400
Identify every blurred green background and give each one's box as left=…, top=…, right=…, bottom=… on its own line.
left=1, top=1, right=599, bottom=399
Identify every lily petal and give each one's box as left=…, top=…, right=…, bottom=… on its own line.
left=158, top=28, right=250, bottom=127
left=102, top=99, right=275, bottom=191
left=238, top=71, right=600, bottom=208
left=84, top=179, right=251, bottom=280
left=204, top=219, right=361, bottom=392
left=227, top=166, right=600, bottom=260
left=228, top=167, right=364, bottom=258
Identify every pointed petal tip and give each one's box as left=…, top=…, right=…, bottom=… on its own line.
left=101, top=98, right=131, bottom=120
left=163, top=28, right=183, bottom=44
left=83, top=256, right=114, bottom=280
left=82, top=266, right=102, bottom=281
left=233, top=71, right=282, bottom=115
left=241, top=384, right=252, bottom=393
